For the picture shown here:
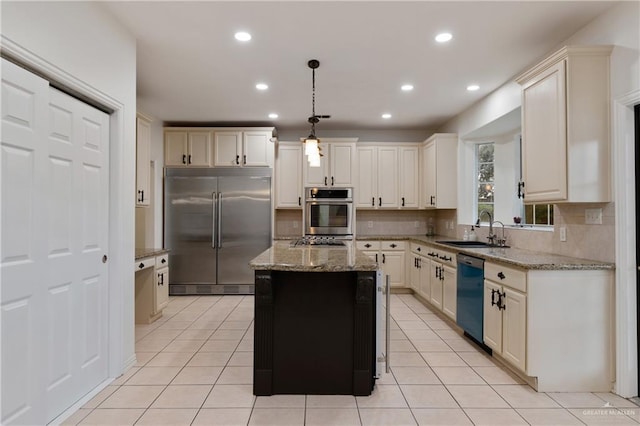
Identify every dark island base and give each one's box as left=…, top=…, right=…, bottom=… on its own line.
left=254, top=270, right=377, bottom=396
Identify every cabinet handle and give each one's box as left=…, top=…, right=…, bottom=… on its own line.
left=182, top=154, right=186, bottom=164
left=161, top=258, right=166, bottom=264
left=390, top=243, right=397, bottom=248
left=372, top=197, right=375, bottom=207
left=499, top=291, right=506, bottom=311
left=402, top=197, right=405, bottom=207
left=414, top=258, right=417, bottom=268
left=137, top=190, right=141, bottom=202
left=497, top=272, right=506, bottom=280
left=243, top=155, right=247, bottom=165
left=375, top=253, right=378, bottom=263
left=430, top=195, right=435, bottom=206
left=188, top=155, right=192, bottom=164
left=236, top=155, right=240, bottom=165
left=364, top=243, right=371, bottom=248
left=517, top=181, right=525, bottom=199
left=140, top=190, right=144, bottom=202
left=382, top=253, right=386, bottom=263
left=324, top=177, right=328, bottom=186
left=139, top=262, right=145, bottom=269
left=331, top=176, right=334, bottom=186
left=439, top=255, right=451, bottom=262
left=418, top=258, right=422, bottom=269
left=298, top=196, right=301, bottom=206
left=378, top=197, right=382, bottom=207
left=491, top=289, right=498, bottom=306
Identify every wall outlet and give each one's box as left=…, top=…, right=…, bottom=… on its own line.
left=559, top=226, right=567, bottom=242
left=367, top=221, right=374, bottom=229
left=585, top=208, right=603, bottom=225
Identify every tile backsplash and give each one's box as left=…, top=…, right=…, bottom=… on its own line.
left=356, top=210, right=434, bottom=236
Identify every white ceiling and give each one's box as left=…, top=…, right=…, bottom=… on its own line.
left=102, top=1, right=616, bottom=135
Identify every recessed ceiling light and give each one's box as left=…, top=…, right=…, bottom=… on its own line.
left=234, top=32, right=252, bottom=42
left=435, top=32, right=453, bottom=43
left=382, top=113, right=392, bottom=119
left=467, top=84, right=480, bottom=91
left=256, top=83, right=269, bottom=90
left=401, top=84, right=414, bottom=91
left=268, top=113, right=278, bottom=119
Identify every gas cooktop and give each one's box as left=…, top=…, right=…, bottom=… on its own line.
left=291, top=237, right=347, bottom=247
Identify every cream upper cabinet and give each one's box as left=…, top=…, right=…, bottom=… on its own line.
left=421, top=133, right=457, bottom=209
left=399, top=146, right=419, bottom=208
left=303, top=140, right=356, bottom=187
left=356, top=145, right=398, bottom=208
left=275, top=142, right=303, bottom=209
left=356, top=146, right=376, bottom=207
left=516, top=45, right=612, bottom=203
left=377, top=147, right=399, bottom=208
left=136, top=114, right=151, bottom=207
left=164, top=130, right=212, bottom=167
left=214, top=130, right=272, bottom=167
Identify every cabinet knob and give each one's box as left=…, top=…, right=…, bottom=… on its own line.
left=390, top=243, right=397, bottom=248
left=497, top=272, right=506, bottom=280
left=364, top=243, right=371, bottom=248
left=139, top=262, right=145, bottom=269
left=161, top=258, right=166, bottom=264
left=416, top=247, right=421, bottom=252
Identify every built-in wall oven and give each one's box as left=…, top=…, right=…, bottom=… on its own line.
left=304, top=187, right=354, bottom=238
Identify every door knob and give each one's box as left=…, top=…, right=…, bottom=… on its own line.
left=102, top=255, right=108, bottom=264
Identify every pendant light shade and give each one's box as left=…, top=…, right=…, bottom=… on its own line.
left=304, top=136, right=318, bottom=156
left=303, top=59, right=330, bottom=168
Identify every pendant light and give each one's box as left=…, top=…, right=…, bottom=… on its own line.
left=304, top=59, right=330, bottom=166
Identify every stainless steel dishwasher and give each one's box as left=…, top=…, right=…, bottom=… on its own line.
left=456, top=254, right=486, bottom=347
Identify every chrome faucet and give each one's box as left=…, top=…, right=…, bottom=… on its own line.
left=476, top=209, right=495, bottom=245
left=492, top=220, right=507, bottom=247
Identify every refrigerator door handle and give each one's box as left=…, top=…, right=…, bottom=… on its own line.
left=217, top=192, right=223, bottom=248
left=212, top=192, right=217, bottom=248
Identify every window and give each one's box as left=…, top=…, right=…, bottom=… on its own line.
left=476, top=143, right=494, bottom=221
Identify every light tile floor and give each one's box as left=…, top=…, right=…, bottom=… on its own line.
left=63, top=294, right=639, bottom=425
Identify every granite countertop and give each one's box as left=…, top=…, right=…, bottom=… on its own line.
left=135, top=248, right=169, bottom=260
left=250, top=241, right=377, bottom=272
left=356, top=234, right=614, bottom=271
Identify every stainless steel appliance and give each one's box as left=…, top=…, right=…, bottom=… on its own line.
left=456, top=253, right=486, bottom=346
left=304, top=187, right=354, bottom=238
left=164, top=168, right=271, bottom=295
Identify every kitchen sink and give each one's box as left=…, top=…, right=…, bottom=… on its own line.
left=436, top=240, right=509, bottom=248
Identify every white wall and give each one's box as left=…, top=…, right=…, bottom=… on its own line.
left=2, top=1, right=137, bottom=375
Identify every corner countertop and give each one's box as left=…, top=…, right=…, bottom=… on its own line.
left=356, top=234, right=614, bottom=271
left=135, top=248, right=169, bottom=261
left=249, top=241, right=377, bottom=272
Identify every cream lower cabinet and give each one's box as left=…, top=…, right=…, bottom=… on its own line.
left=135, top=253, right=169, bottom=324
left=356, top=240, right=406, bottom=287
left=483, top=261, right=612, bottom=392
left=441, top=264, right=457, bottom=321
left=409, top=243, right=455, bottom=319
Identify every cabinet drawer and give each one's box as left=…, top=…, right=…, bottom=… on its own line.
left=356, top=241, right=380, bottom=251
left=135, top=257, right=154, bottom=272
left=410, top=243, right=427, bottom=255
left=485, top=262, right=527, bottom=292
left=156, top=253, right=169, bottom=268
left=435, top=250, right=456, bottom=267
left=381, top=241, right=405, bottom=251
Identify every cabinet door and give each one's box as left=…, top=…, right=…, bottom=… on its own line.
left=377, top=146, right=398, bottom=208
left=409, top=256, right=420, bottom=292
left=419, top=257, right=431, bottom=301
left=381, top=251, right=405, bottom=287
left=521, top=60, right=567, bottom=202
left=399, top=146, right=419, bottom=208
left=362, top=250, right=379, bottom=264
left=136, top=116, right=151, bottom=206
left=422, top=142, right=437, bottom=207
left=356, top=146, right=377, bottom=208
left=214, top=131, right=242, bottom=166
left=303, top=150, right=329, bottom=187
left=441, top=264, right=457, bottom=321
left=243, top=131, right=271, bottom=167
left=155, top=267, right=169, bottom=313
left=430, top=261, right=443, bottom=310
left=329, top=143, right=355, bottom=186
left=276, top=144, right=303, bottom=208
left=502, top=287, right=527, bottom=372
left=164, top=131, right=188, bottom=166
left=188, top=131, right=212, bottom=166
left=483, top=280, right=503, bottom=353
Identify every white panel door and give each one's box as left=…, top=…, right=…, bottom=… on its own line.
left=356, top=146, right=376, bottom=208
left=377, top=147, right=398, bottom=208
left=214, top=131, right=242, bottom=166
left=381, top=251, right=404, bottom=287
left=243, top=131, right=270, bottom=166
left=303, top=150, right=329, bottom=187
left=1, top=59, right=110, bottom=425
left=399, top=146, right=419, bottom=208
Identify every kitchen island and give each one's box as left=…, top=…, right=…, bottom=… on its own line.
left=249, top=241, right=379, bottom=396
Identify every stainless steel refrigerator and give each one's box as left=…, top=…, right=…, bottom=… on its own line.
left=164, top=167, right=271, bottom=295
